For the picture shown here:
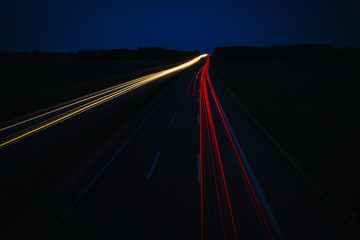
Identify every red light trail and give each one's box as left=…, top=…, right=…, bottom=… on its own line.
left=199, top=56, right=285, bottom=239
left=186, top=66, right=203, bottom=97
left=199, top=57, right=237, bottom=239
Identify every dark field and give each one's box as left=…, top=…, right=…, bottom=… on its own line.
left=213, top=59, right=360, bottom=226
left=0, top=58, right=183, bottom=123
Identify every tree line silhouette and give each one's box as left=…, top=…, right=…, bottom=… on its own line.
left=0, top=47, right=200, bottom=61
left=214, top=44, right=360, bottom=61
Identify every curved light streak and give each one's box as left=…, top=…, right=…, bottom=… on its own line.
left=0, top=54, right=207, bottom=148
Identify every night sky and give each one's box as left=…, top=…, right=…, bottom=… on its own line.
left=1, top=0, right=359, bottom=53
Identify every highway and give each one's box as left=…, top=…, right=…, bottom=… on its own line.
left=0, top=55, right=334, bottom=239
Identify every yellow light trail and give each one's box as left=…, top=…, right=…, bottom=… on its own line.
left=0, top=54, right=207, bottom=148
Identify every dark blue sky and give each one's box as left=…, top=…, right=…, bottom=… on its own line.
left=1, top=0, right=359, bottom=53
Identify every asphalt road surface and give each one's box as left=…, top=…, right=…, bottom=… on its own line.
left=0, top=55, right=334, bottom=239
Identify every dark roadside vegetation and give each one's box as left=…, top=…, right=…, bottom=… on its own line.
left=0, top=47, right=199, bottom=123
left=213, top=44, right=360, bottom=238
